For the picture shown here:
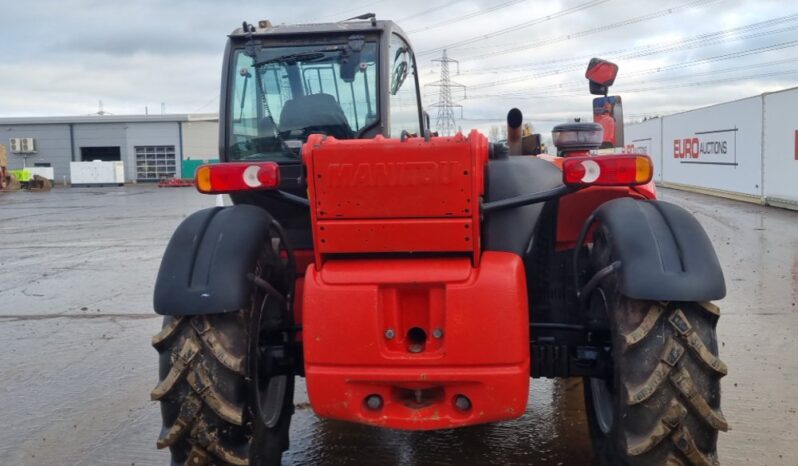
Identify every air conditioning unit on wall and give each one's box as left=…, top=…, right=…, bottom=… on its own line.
left=9, top=137, right=36, bottom=153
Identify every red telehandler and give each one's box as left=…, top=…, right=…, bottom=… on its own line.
left=151, top=17, right=727, bottom=466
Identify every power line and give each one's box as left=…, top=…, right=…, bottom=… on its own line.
left=464, top=0, right=719, bottom=61
left=614, top=68, right=798, bottom=94
left=462, top=14, right=798, bottom=90
left=468, top=67, right=798, bottom=100
left=459, top=12, right=798, bottom=76
left=192, top=94, right=219, bottom=113
left=406, top=0, right=528, bottom=34
left=310, top=0, right=388, bottom=22
left=621, top=68, right=798, bottom=94
left=396, top=0, right=461, bottom=23
left=463, top=39, right=798, bottom=98
left=615, top=41, right=798, bottom=79
left=417, top=0, right=611, bottom=56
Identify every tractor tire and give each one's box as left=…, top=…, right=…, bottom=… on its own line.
left=584, top=226, right=727, bottom=466
left=151, top=225, right=296, bottom=466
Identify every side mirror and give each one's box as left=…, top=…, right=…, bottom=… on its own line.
left=586, top=58, right=618, bottom=96
left=423, top=110, right=431, bottom=131
left=340, top=35, right=366, bottom=83
left=340, top=53, right=360, bottom=83
left=592, top=95, right=624, bottom=149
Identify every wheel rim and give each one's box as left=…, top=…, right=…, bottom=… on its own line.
left=590, top=377, right=614, bottom=435
left=258, top=374, right=288, bottom=428
left=587, top=284, right=615, bottom=436
left=254, top=292, right=291, bottom=429
left=253, top=228, right=295, bottom=430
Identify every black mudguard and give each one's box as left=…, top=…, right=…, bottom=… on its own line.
left=592, top=197, right=726, bottom=302
left=483, top=156, right=563, bottom=255
left=153, top=205, right=273, bottom=315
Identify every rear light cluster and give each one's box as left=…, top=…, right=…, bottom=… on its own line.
left=195, top=162, right=280, bottom=194
left=563, top=155, right=653, bottom=186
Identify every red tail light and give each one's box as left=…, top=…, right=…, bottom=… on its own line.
left=195, top=162, right=280, bottom=194
left=563, top=155, right=652, bottom=186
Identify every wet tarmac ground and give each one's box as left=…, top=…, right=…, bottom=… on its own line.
left=0, top=185, right=796, bottom=465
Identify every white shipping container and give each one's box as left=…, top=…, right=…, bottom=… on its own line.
left=660, top=96, right=763, bottom=197
left=70, top=161, right=125, bottom=185
left=625, top=118, right=663, bottom=182
left=763, top=87, right=798, bottom=207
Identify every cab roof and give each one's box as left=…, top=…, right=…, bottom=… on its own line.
left=229, top=19, right=405, bottom=38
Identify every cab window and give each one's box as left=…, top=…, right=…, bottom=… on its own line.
left=228, top=42, right=379, bottom=162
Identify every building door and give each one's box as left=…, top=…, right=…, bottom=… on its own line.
left=135, top=145, right=177, bottom=181
left=80, top=146, right=121, bottom=161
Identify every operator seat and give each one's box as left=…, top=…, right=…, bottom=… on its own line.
left=279, top=93, right=353, bottom=139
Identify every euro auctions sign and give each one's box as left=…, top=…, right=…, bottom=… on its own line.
left=673, top=128, right=738, bottom=166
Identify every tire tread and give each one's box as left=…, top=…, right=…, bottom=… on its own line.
left=152, top=315, right=251, bottom=466
left=586, top=225, right=726, bottom=466
left=620, top=302, right=725, bottom=465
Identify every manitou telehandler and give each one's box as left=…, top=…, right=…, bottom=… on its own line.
left=151, top=17, right=727, bottom=466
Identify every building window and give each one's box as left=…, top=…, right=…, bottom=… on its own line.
left=135, top=145, right=176, bottom=181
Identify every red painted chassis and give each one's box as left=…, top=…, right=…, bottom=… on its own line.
left=295, top=131, right=654, bottom=429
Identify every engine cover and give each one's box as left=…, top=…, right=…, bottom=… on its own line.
left=302, top=252, right=530, bottom=430
left=303, top=131, right=488, bottom=265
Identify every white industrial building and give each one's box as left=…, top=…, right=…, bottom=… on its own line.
left=0, top=114, right=219, bottom=183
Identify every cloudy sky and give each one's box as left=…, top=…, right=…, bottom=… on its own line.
left=1, top=0, right=796, bottom=136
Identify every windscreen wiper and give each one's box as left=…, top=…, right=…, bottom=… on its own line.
left=238, top=27, right=306, bottom=160
left=251, top=65, right=296, bottom=159
left=253, top=51, right=327, bottom=67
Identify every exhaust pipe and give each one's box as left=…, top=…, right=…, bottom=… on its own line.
left=507, top=108, right=523, bottom=156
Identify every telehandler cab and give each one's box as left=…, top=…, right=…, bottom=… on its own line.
left=152, top=17, right=727, bottom=466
